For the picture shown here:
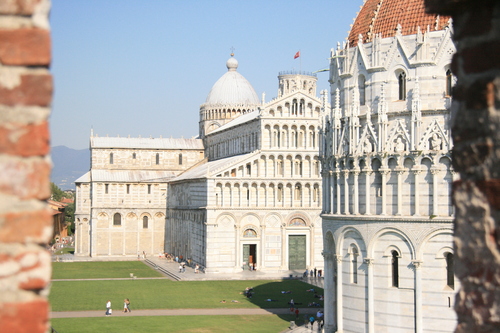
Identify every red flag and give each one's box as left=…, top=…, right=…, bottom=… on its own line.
left=294, top=51, right=300, bottom=59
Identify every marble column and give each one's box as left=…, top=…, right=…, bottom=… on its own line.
left=365, top=170, right=372, bottom=215
left=431, top=168, right=439, bottom=216
left=364, top=258, right=375, bottom=333
left=412, top=260, right=423, bottom=333
left=396, top=168, right=405, bottom=215
left=343, top=170, right=350, bottom=214
left=380, top=168, right=389, bottom=215
left=336, top=254, right=344, bottom=332
left=353, top=170, right=360, bottom=215
left=336, top=172, right=341, bottom=214
left=323, top=251, right=336, bottom=333
left=329, top=171, right=334, bottom=214
left=413, top=169, right=421, bottom=216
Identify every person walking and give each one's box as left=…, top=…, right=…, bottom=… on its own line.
left=316, top=310, right=324, bottom=328
left=123, top=298, right=131, bottom=313
left=105, top=300, right=112, bottom=316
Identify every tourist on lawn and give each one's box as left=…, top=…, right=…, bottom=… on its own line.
left=105, top=300, right=112, bottom=316
left=123, top=298, right=131, bottom=313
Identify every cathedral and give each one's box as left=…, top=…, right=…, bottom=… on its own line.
left=74, top=55, right=327, bottom=274
left=320, top=0, right=457, bottom=332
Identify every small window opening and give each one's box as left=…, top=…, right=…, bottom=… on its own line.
left=351, top=246, right=359, bottom=284
left=126, top=184, right=130, bottom=194
left=110, top=153, right=114, bottom=164
left=359, top=75, right=366, bottom=105
left=178, top=153, right=183, bottom=165
left=391, top=250, right=399, bottom=287
left=113, top=213, right=121, bottom=226
left=446, top=252, right=454, bottom=289
left=143, top=216, right=148, bottom=229
left=446, top=69, right=453, bottom=97
left=105, top=184, right=109, bottom=194
left=132, top=153, right=136, bottom=159
left=156, top=153, right=160, bottom=165
left=148, top=184, right=151, bottom=194
left=398, top=72, right=406, bottom=101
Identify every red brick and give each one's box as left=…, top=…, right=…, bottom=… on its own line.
left=0, top=159, right=51, bottom=200
left=0, top=210, right=52, bottom=243
left=0, top=74, right=52, bottom=106
left=476, top=179, right=500, bottom=210
left=0, top=122, right=50, bottom=157
left=0, top=299, right=49, bottom=333
left=19, top=277, right=46, bottom=290
left=0, top=28, right=50, bottom=66
left=0, top=0, right=42, bottom=15
left=461, top=41, right=500, bottom=74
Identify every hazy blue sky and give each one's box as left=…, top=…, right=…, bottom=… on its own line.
left=50, top=0, right=364, bottom=149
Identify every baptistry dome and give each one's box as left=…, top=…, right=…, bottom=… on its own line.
left=348, top=0, right=450, bottom=47
left=204, top=54, right=260, bottom=106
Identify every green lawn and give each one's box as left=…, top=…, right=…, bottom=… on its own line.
left=51, top=314, right=297, bottom=333
left=53, top=247, right=74, bottom=255
left=49, top=279, right=323, bottom=311
left=51, top=261, right=164, bottom=279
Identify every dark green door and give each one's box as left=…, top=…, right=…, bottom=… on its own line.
left=289, top=235, right=306, bottom=270
left=243, top=244, right=250, bottom=266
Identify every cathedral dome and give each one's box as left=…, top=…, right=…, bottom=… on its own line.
left=347, top=0, right=450, bottom=47
left=205, top=54, right=260, bottom=106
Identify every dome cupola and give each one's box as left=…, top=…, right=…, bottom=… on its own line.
left=348, top=0, right=450, bottom=47
left=204, top=54, right=260, bottom=106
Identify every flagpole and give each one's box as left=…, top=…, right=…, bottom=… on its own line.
left=300, top=49, right=302, bottom=73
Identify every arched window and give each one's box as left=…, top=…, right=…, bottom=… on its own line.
left=109, top=153, right=114, bottom=164
left=278, top=185, right=283, bottom=202
left=398, top=72, right=406, bottom=100
left=351, top=246, right=359, bottom=284
left=105, top=184, right=109, bottom=194
left=143, top=216, right=148, bottom=229
left=446, top=69, right=453, bottom=97
left=178, top=153, right=183, bottom=165
left=156, top=153, right=160, bottom=165
left=126, top=184, right=130, bottom=194
left=359, top=75, right=366, bottom=105
left=295, top=184, right=301, bottom=200
left=391, top=250, right=399, bottom=287
left=446, top=252, right=454, bottom=289
left=147, top=184, right=151, bottom=194
left=243, top=229, right=257, bottom=237
left=289, top=218, right=306, bottom=226
left=113, top=213, right=121, bottom=226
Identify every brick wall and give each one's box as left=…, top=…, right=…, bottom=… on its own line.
left=425, top=0, right=500, bottom=331
left=0, top=1, right=52, bottom=332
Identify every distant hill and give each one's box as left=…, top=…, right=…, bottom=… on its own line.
left=51, top=146, right=90, bottom=190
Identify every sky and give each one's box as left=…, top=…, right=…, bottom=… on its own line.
left=50, top=0, right=365, bottom=150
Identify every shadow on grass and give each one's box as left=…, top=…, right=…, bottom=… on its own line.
left=242, top=277, right=324, bottom=328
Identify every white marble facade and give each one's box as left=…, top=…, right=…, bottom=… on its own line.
left=74, top=137, right=204, bottom=257
left=165, top=59, right=327, bottom=273
left=320, top=8, right=458, bottom=333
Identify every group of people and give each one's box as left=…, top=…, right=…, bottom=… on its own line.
left=306, top=310, right=324, bottom=329
left=303, top=267, right=322, bottom=278
left=105, top=299, right=131, bottom=316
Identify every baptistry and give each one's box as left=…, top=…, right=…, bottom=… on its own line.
left=320, top=0, right=457, bottom=332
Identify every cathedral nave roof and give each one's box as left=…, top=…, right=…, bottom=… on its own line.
left=90, top=137, right=203, bottom=150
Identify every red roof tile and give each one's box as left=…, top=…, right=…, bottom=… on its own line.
left=348, top=0, right=450, bottom=47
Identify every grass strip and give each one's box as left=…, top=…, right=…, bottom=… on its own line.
left=49, top=279, right=323, bottom=311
